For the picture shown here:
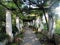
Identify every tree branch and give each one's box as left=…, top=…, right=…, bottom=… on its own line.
left=42, top=7, right=49, bottom=31
left=13, top=0, right=22, bottom=13
left=0, top=2, right=10, bottom=10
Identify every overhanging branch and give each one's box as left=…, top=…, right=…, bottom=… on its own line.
left=0, top=2, right=10, bottom=10
left=13, top=0, right=22, bottom=13
left=42, top=7, right=49, bottom=31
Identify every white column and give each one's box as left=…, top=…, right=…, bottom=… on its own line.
left=6, top=10, right=13, bottom=42
left=16, top=17, right=20, bottom=32
left=36, top=16, right=44, bottom=32
left=20, top=19, right=23, bottom=31
left=36, top=17, right=40, bottom=28
left=38, top=18, right=44, bottom=32
left=33, top=20, right=35, bottom=26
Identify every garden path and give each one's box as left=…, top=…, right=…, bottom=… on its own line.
left=20, top=27, right=41, bottom=45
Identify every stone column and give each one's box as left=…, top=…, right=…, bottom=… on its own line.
left=33, top=20, right=35, bottom=26
left=35, top=17, right=40, bottom=28
left=6, top=10, right=13, bottom=42
left=36, top=16, right=44, bottom=32
left=16, top=16, right=20, bottom=32
left=38, top=17, right=44, bottom=32
left=20, top=19, right=23, bottom=31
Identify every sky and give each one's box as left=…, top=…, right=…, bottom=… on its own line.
left=21, top=0, right=43, bottom=8
left=50, top=1, right=60, bottom=19
left=54, top=3, right=60, bottom=18
left=21, top=0, right=60, bottom=19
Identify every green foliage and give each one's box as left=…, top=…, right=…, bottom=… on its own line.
left=36, top=33, right=44, bottom=39
left=0, top=6, right=5, bottom=22
left=0, top=6, right=7, bottom=41
left=0, top=33, right=9, bottom=41
left=44, top=24, right=47, bottom=30
left=55, top=20, right=60, bottom=34
left=11, top=43, right=17, bottom=45
left=11, top=13, right=19, bottom=35
left=0, top=26, right=6, bottom=33
left=16, top=30, right=24, bottom=38
left=12, top=25, right=18, bottom=35
left=16, top=33, right=23, bottom=38
left=1, top=0, right=17, bottom=9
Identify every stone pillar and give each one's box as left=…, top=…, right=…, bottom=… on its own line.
left=38, top=18, right=44, bottom=32
left=20, top=19, right=23, bottom=31
left=33, top=20, right=35, bottom=26
left=36, top=17, right=40, bottom=28
left=36, top=16, right=44, bottom=32
left=16, top=17, right=20, bottom=32
left=6, top=10, right=13, bottom=42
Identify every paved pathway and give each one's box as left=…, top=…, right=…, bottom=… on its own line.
left=21, top=27, right=41, bottom=45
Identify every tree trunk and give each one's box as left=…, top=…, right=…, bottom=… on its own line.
left=6, top=10, right=13, bottom=42
left=48, top=15, right=56, bottom=39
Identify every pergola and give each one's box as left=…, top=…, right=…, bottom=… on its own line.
left=0, top=0, right=60, bottom=42
left=0, top=0, right=58, bottom=10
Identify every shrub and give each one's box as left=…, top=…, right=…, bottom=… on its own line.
left=0, top=33, right=9, bottom=41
